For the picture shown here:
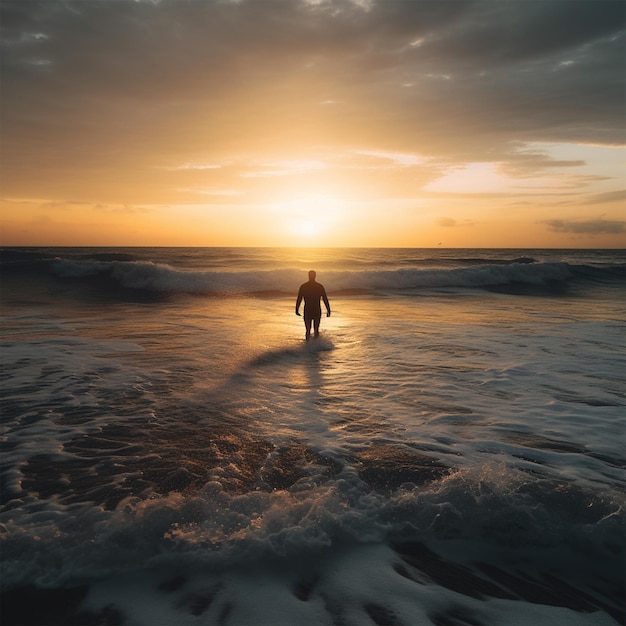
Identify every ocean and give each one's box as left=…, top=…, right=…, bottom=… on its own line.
left=1, top=247, right=624, bottom=626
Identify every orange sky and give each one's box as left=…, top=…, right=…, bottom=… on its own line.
left=1, top=0, right=625, bottom=248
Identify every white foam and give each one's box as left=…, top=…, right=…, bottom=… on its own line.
left=76, top=541, right=620, bottom=626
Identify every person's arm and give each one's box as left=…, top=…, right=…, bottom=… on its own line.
left=295, top=287, right=303, bottom=315
left=322, top=287, right=331, bottom=317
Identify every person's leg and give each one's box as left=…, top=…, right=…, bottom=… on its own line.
left=313, top=315, right=321, bottom=338
left=304, top=316, right=312, bottom=340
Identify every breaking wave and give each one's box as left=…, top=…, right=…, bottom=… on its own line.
left=1, top=249, right=623, bottom=299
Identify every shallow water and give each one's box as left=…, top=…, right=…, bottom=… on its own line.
left=1, top=247, right=624, bottom=625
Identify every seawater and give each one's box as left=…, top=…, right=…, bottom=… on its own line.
left=1, top=248, right=624, bottom=626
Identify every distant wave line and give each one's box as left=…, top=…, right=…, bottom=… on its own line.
left=5, top=260, right=619, bottom=293
left=2, top=249, right=623, bottom=298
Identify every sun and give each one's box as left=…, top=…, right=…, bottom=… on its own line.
left=295, top=219, right=320, bottom=238
left=271, top=193, right=345, bottom=243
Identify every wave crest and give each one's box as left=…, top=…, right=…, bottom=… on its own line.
left=2, top=251, right=623, bottom=298
left=50, top=259, right=576, bottom=295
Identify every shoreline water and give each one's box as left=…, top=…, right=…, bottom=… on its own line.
left=1, top=248, right=624, bottom=625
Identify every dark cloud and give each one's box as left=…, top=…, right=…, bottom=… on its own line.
left=419, top=0, right=624, bottom=65
left=541, top=218, right=626, bottom=235
left=1, top=0, right=624, bottom=199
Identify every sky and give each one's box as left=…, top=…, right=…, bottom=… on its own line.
left=1, top=0, right=625, bottom=248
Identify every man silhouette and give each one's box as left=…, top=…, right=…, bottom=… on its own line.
left=295, top=270, right=331, bottom=341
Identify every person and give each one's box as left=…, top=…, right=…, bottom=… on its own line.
left=295, top=270, right=331, bottom=341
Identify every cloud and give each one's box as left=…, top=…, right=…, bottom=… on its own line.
left=167, top=163, right=223, bottom=171
left=502, top=148, right=587, bottom=177
left=1, top=0, right=624, bottom=205
left=352, top=150, right=425, bottom=167
left=584, top=189, right=626, bottom=205
left=178, top=188, right=243, bottom=197
left=93, top=204, right=151, bottom=214
left=541, top=218, right=626, bottom=235
left=437, top=217, right=457, bottom=227
left=437, top=217, right=475, bottom=228
left=241, top=159, right=328, bottom=178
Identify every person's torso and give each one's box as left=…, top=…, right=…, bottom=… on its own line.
left=300, top=281, right=324, bottom=307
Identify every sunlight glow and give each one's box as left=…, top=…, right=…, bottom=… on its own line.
left=294, top=219, right=320, bottom=238
left=271, top=193, right=345, bottom=243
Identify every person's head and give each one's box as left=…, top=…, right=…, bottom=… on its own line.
left=308, top=270, right=316, bottom=281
